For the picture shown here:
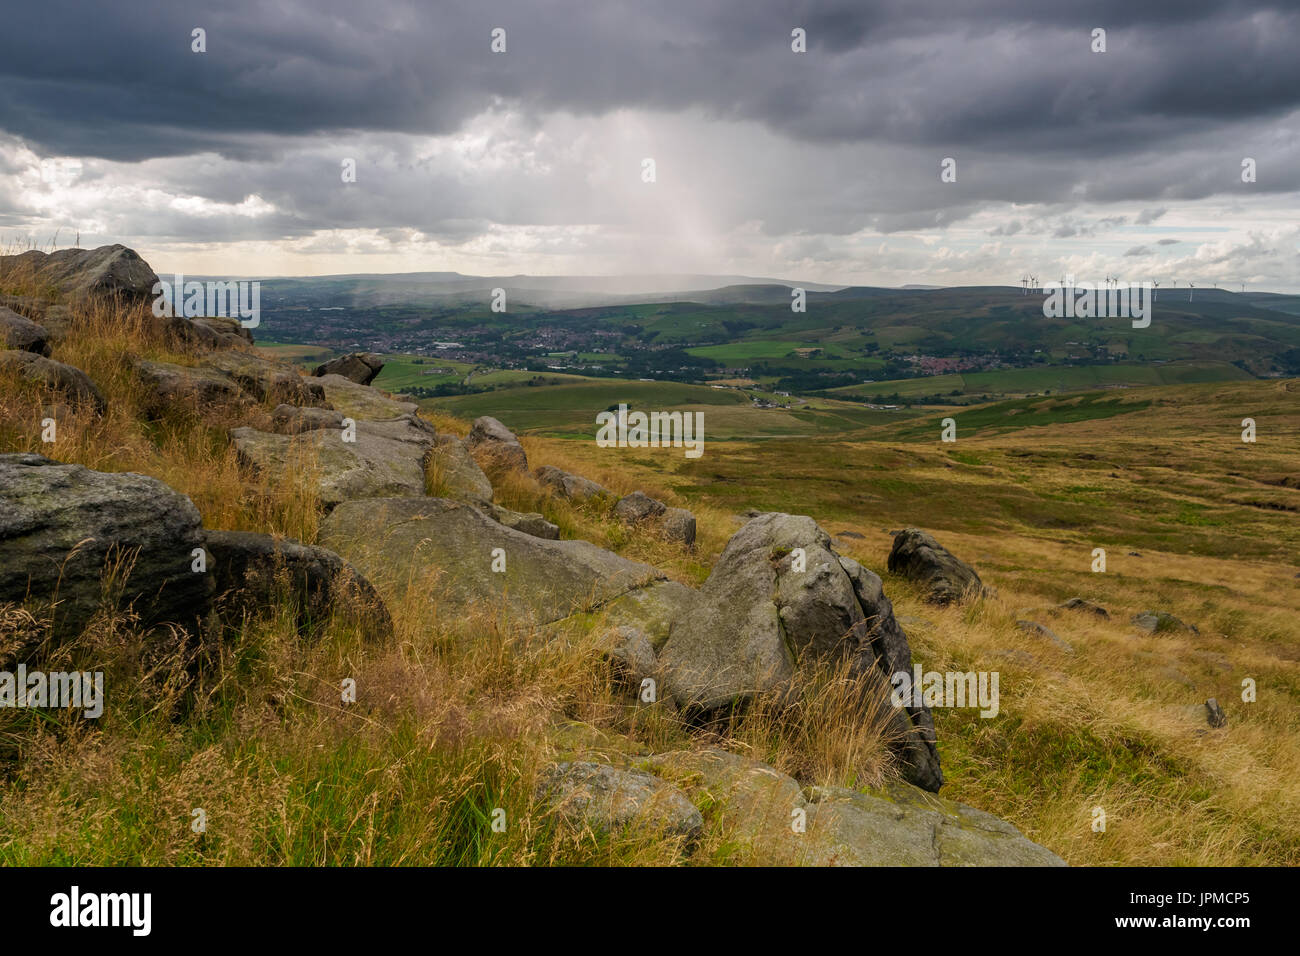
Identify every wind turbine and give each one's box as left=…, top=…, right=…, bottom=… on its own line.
left=1188, top=281, right=1194, bottom=302
left=1152, top=279, right=1160, bottom=301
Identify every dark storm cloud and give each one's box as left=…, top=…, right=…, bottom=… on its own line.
left=0, top=0, right=1297, bottom=162
left=1, top=0, right=1297, bottom=288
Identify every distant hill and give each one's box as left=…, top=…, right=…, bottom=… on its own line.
left=248, top=275, right=1300, bottom=391
left=195, top=272, right=847, bottom=311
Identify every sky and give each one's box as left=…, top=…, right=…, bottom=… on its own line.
left=1, top=0, right=1297, bottom=290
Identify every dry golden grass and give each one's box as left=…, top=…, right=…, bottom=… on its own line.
left=806, top=456, right=1300, bottom=865
left=0, top=290, right=327, bottom=540
left=510, top=382, right=1300, bottom=866
left=718, top=657, right=906, bottom=791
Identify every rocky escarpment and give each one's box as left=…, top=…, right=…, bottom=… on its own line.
left=0, top=453, right=387, bottom=649
left=0, top=452, right=212, bottom=639
left=320, top=496, right=664, bottom=625
left=204, top=529, right=393, bottom=641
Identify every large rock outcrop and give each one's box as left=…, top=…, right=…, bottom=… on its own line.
left=232, top=414, right=436, bottom=509
left=596, top=579, right=702, bottom=652
left=203, top=530, right=392, bottom=640
left=658, top=513, right=942, bottom=792
left=0, top=245, right=159, bottom=303
left=135, top=352, right=329, bottom=415
left=887, top=528, right=988, bottom=605
left=135, top=359, right=250, bottom=411
left=153, top=314, right=253, bottom=351
left=314, top=374, right=416, bottom=419
left=201, top=351, right=329, bottom=407
left=0, top=453, right=211, bottom=637
left=319, top=497, right=664, bottom=627
left=270, top=404, right=345, bottom=435
left=312, top=352, right=385, bottom=385
left=838, top=555, right=943, bottom=791
left=427, top=434, right=494, bottom=503
left=801, top=780, right=1065, bottom=866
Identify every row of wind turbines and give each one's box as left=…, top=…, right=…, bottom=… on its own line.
left=1019, top=275, right=1244, bottom=301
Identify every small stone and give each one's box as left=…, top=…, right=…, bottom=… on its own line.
left=1205, top=698, right=1227, bottom=728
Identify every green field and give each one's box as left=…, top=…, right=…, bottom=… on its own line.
left=686, top=339, right=860, bottom=362
left=371, top=354, right=476, bottom=390
left=830, top=360, right=1251, bottom=401
left=425, top=375, right=921, bottom=439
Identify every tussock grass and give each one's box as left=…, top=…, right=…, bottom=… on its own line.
left=719, top=656, right=905, bottom=791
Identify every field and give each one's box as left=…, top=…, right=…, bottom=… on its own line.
left=369, top=354, right=476, bottom=391
left=829, top=360, right=1253, bottom=402
left=424, top=376, right=923, bottom=439
left=522, top=377, right=1300, bottom=863
left=253, top=285, right=1300, bottom=393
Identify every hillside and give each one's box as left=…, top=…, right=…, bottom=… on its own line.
left=253, top=280, right=1300, bottom=399
left=1, top=246, right=1297, bottom=866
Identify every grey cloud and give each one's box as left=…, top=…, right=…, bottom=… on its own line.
left=0, top=0, right=1297, bottom=290
left=1, top=1, right=1298, bottom=162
